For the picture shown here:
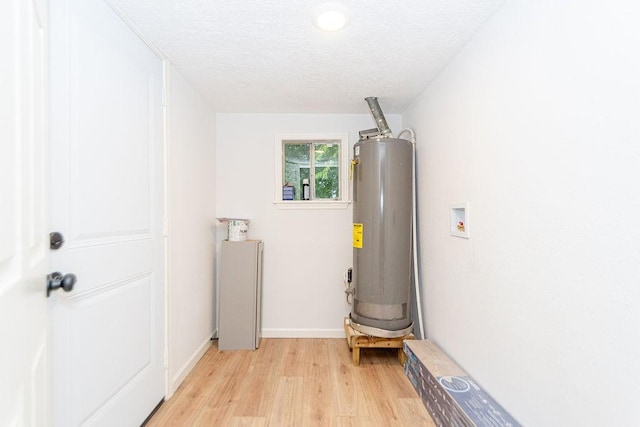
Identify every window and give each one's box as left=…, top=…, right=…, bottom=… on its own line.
left=274, top=133, right=350, bottom=209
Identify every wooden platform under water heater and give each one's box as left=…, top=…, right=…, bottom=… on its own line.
left=344, top=317, right=415, bottom=366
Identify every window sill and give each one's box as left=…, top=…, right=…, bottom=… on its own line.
left=273, top=200, right=351, bottom=210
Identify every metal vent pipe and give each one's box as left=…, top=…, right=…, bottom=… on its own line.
left=364, top=97, right=394, bottom=138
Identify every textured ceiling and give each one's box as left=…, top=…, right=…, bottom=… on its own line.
left=106, top=0, right=507, bottom=114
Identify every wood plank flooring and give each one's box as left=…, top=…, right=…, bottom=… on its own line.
left=148, top=338, right=435, bottom=426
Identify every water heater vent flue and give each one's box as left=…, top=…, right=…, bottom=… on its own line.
left=364, top=97, right=394, bottom=139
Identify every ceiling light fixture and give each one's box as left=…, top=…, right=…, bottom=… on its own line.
left=312, top=3, right=350, bottom=32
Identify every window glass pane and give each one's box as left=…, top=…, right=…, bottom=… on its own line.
left=314, top=142, right=340, bottom=199
left=283, top=143, right=310, bottom=201
left=276, top=133, right=347, bottom=206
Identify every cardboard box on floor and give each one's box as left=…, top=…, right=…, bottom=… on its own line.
left=404, top=340, right=521, bottom=427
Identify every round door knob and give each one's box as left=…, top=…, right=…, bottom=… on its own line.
left=47, top=272, right=77, bottom=297
left=61, top=273, right=76, bottom=292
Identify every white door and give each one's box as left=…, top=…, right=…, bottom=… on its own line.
left=49, top=0, right=165, bottom=425
left=0, top=0, right=51, bottom=424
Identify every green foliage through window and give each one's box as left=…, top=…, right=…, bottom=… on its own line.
left=282, top=140, right=340, bottom=200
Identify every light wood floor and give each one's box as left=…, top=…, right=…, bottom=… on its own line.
left=148, top=338, right=435, bottom=426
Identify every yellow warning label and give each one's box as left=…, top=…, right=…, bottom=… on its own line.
left=353, top=223, right=363, bottom=248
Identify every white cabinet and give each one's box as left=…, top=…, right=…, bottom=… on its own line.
left=218, top=240, right=264, bottom=350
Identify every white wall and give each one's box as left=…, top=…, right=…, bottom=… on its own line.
left=403, top=0, right=640, bottom=424
left=166, top=66, right=217, bottom=395
left=216, top=113, right=401, bottom=337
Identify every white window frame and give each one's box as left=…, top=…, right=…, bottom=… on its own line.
left=274, top=132, right=350, bottom=209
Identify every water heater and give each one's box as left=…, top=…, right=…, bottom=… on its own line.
left=350, top=132, right=414, bottom=337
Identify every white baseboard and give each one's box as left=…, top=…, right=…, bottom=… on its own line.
left=167, top=334, right=213, bottom=399
left=261, top=328, right=345, bottom=338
